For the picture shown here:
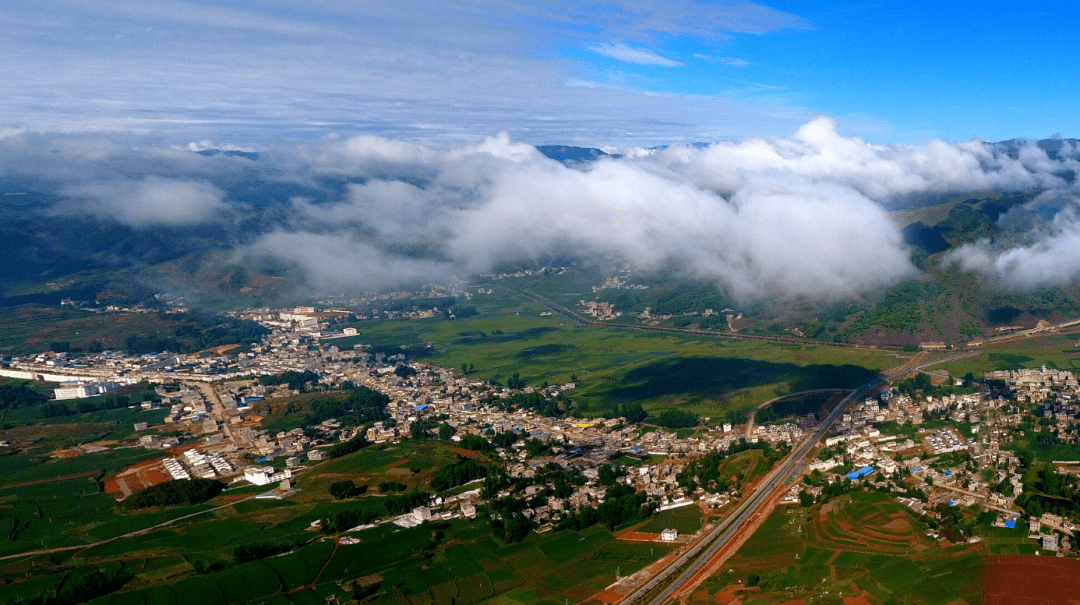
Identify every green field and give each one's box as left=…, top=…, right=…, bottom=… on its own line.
left=697, top=491, right=985, bottom=605
left=634, top=504, right=703, bottom=535
left=0, top=439, right=676, bottom=605
left=343, top=291, right=897, bottom=421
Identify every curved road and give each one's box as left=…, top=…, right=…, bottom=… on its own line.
left=625, top=350, right=979, bottom=605
left=744, top=389, right=849, bottom=439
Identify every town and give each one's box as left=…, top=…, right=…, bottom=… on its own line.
left=2, top=306, right=1077, bottom=559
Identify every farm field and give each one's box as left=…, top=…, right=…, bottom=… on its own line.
left=0, top=439, right=679, bottom=605
left=341, top=288, right=897, bottom=421
left=634, top=504, right=703, bottom=535
left=693, top=490, right=985, bottom=605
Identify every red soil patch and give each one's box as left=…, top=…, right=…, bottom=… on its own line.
left=713, top=584, right=740, bottom=604
left=824, top=550, right=841, bottom=565
left=385, top=459, right=411, bottom=469
left=449, top=448, right=483, bottom=459
left=593, top=584, right=630, bottom=604
left=843, top=598, right=872, bottom=605
left=983, top=554, right=1080, bottom=605
left=888, top=512, right=906, bottom=518
left=777, top=600, right=806, bottom=605
left=615, top=531, right=663, bottom=542
left=837, top=520, right=853, bottom=531
left=104, top=458, right=173, bottom=500
left=883, top=518, right=909, bottom=531
left=952, top=543, right=983, bottom=557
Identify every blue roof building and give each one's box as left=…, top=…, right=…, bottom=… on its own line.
left=846, top=465, right=874, bottom=481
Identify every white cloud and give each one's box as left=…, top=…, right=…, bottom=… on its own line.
left=720, top=57, right=751, bottom=67
left=0, top=1, right=818, bottom=146
left=588, top=42, right=683, bottom=67
left=11, top=118, right=1080, bottom=300
left=58, top=176, right=229, bottom=227
left=694, top=54, right=751, bottom=67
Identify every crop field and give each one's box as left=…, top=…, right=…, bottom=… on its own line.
left=296, top=440, right=493, bottom=504
left=716, top=449, right=774, bottom=488
left=983, top=554, right=1080, bottom=605
left=0, top=306, right=185, bottom=355
left=345, top=291, right=896, bottom=420
left=634, top=504, right=703, bottom=535
left=76, top=523, right=673, bottom=605
left=937, top=333, right=1080, bottom=377
left=0, top=440, right=677, bottom=605
left=696, top=491, right=985, bottom=604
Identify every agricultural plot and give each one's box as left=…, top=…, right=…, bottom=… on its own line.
left=699, top=491, right=985, bottom=604
left=634, top=503, right=703, bottom=535
left=716, top=448, right=774, bottom=487
left=349, top=303, right=894, bottom=420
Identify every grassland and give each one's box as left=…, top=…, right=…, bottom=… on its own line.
left=0, top=306, right=188, bottom=355
left=634, top=505, right=703, bottom=535
left=343, top=288, right=897, bottom=421
left=695, top=490, right=985, bottom=605
left=0, top=438, right=678, bottom=605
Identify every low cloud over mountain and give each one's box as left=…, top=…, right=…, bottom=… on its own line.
left=3, top=117, right=1080, bottom=300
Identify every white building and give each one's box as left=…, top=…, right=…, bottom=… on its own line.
left=660, top=528, right=678, bottom=541
left=244, top=466, right=276, bottom=486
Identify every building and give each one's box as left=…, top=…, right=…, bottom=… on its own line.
left=1043, top=534, right=1059, bottom=551
left=244, top=466, right=276, bottom=486
left=846, top=466, right=875, bottom=481
left=660, top=528, right=678, bottom=541
left=412, top=506, right=432, bottom=523
left=343, top=327, right=358, bottom=336
left=53, top=381, right=120, bottom=400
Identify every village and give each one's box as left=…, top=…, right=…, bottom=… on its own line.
left=1, top=306, right=1078, bottom=554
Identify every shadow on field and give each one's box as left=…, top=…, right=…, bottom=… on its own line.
left=454, top=326, right=557, bottom=345
left=602, top=357, right=877, bottom=401
left=517, top=343, right=576, bottom=360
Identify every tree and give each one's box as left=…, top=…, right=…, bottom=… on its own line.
left=330, top=480, right=358, bottom=500
left=799, top=491, right=815, bottom=507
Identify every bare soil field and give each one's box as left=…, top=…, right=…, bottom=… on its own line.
left=983, top=554, right=1080, bottom=605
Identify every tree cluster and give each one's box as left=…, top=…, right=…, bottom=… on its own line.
left=0, top=382, right=49, bottom=410
left=124, top=313, right=268, bottom=355
left=652, top=409, right=698, bottom=428
left=430, top=457, right=488, bottom=492
left=327, top=434, right=369, bottom=458
left=300, top=384, right=390, bottom=427
left=120, top=479, right=224, bottom=510
left=329, top=480, right=367, bottom=500
left=556, top=483, right=655, bottom=531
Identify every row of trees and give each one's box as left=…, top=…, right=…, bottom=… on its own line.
left=120, top=479, right=224, bottom=510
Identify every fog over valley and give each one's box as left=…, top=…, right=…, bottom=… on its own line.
left=2, top=117, right=1079, bottom=302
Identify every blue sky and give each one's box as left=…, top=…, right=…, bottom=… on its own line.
left=3, top=1, right=1078, bottom=147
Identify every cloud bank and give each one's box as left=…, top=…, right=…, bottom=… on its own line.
left=5, top=117, right=1080, bottom=301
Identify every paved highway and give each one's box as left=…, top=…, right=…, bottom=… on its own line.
left=625, top=351, right=978, bottom=605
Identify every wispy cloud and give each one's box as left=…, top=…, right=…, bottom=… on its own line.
left=0, top=1, right=819, bottom=145
left=694, top=54, right=751, bottom=67
left=588, top=42, right=683, bottom=67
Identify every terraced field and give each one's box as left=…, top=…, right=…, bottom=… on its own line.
left=807, top=494, right=933, bottom=555
left=693, top=491, right=985, bottom=605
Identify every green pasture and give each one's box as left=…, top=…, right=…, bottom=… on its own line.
left=703, top=491, right=984, bottom=605
left=346, top=295, right=897, bottom=421
left=937, top=333, right=1080, bottom=377
left=634, top=504, right=703, bottom=535
left=717, top=449, right=774, bottom=487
